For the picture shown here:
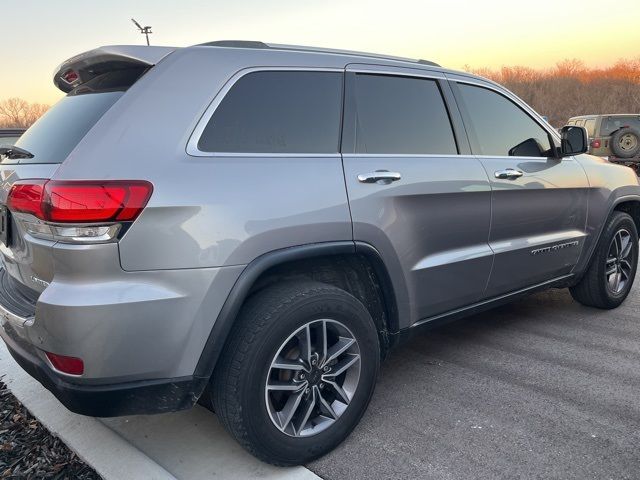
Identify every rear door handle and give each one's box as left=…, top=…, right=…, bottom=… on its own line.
left=494, top=168, right=524, bottom=180
left=357, top=170, right=402, bottom=184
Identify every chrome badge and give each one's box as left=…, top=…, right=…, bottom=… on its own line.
left=531, top=241, right=579, bottom=256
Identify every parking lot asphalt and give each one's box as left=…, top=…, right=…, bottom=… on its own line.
left=309, top=284, right=640, bottom=480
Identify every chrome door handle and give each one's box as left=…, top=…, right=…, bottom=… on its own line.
left=357, top=170, right=402, bottom=184
left=494, top=168, right=524, bottom=180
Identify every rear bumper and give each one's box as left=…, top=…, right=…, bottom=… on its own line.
left=0, top=319, right=206, bottom=417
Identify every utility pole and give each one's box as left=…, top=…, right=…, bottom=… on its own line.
left=131, top=18, right=152, bottom=46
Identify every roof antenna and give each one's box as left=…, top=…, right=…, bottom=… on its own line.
left=131, top=18, right=152, bottom=46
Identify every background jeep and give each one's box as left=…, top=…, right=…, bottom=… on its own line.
left=567, top=114, right=640, bottom=160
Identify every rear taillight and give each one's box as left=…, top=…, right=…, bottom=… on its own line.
left=6, top=181, right=47, bottom=219
left=8, top=180, right=153, bottom=223
left=591, top=139, right=601, bottom=149
left=6, top=180, right=153, bottom=243
left=43, top=181, right=153, bottom=223
left=45, top=351, right=84, bottom=375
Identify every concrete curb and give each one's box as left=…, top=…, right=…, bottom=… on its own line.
left=0, top=342, right=176, bottom=480
left=0, top=341, right=321, bottom=479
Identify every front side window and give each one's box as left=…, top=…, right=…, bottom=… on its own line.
left=345, top=74, right=457, bottom=155
left=457, top=83, right=552, bottom=157
left=198, top=71, right=343, bottom=154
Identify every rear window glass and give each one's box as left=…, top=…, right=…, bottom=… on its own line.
left=600, top=116, right=640, bottom=136
left=11, top=92, right=123, bottom=164
left=198, top=71, right=343, bottom=154
left=344, top=74, right=457, bottom=155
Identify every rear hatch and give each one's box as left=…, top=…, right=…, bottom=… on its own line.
left=0, top=46, right=173, bottom=312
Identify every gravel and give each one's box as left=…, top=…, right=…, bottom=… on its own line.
left=0, top=380, right=101, bottom=480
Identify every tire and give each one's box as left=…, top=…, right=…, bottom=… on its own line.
left=610, top=127, right=640, bottom=158
left=570, top=211, right=638, bottom=309
left=210, top=280, right=380, bottom=466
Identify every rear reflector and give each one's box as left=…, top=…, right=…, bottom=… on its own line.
left=45, top=351, right=84, bottom=375
left=7, top=180, right=153, bottom=223
left=591, top=139, right=601, bottom=149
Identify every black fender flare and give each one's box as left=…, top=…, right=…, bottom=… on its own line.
left=193, top=241, right=402, bottom=381
left=574, top=193, right=640, bottom=281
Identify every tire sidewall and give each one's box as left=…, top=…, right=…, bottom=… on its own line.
left=237, top=286, right=379, bottom=463
left=611, top=128, right=640, bottom=158
left=595, top=213, right=638, bottom=305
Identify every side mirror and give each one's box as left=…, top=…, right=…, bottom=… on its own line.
left=560, top=125, right=588, bottom=156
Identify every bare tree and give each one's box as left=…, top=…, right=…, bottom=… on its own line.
left=0, top=98, right=50, bottom=128
left=465, top=58, right=640, bottom=127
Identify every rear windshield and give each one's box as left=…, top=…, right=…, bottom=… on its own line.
left=8, top=68, right=146, bottom=164
left=11, top=92, right=122, bottom=164
left=600, top=116, right=640, bottom=136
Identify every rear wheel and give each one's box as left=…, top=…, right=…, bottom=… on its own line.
left=570, top=212, right=638, bottom=308
left=211, top=281, right=380, bottom=465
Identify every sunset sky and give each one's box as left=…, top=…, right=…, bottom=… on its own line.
left=3, top=0, right=639, bottom=105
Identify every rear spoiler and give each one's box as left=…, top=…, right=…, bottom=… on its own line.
left=53, top=45, right=176, bottom=93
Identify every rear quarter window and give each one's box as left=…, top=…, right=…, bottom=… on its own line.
left=197, top=71, right=343, bottom=154
left=600, top=116, right=640, bottom=136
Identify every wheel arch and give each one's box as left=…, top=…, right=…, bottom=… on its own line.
left=613, top=199, right=640, bottom=233
left=575, top=194, right=640, bottom=282
left=193, top=241, right=400, bottom=380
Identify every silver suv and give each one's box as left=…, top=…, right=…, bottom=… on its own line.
left=1, top=41, right=639, bottom=465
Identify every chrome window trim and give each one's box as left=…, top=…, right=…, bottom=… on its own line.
left=186, top=66, right=344, bottom=157
left=342, top=153, right=462, bottom=158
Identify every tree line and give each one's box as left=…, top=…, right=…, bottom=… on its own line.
left=1, top=58, right=639, bottom=130
left=0, top=98, right=50, bottom=128
left=466, top=58, right=640, bottom=127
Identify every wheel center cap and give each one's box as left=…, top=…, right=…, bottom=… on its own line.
left=308, top=369, right=322, bottom=385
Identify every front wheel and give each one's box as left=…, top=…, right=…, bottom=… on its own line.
left=570, top=211, right=638, bottom=309
left=211, top=281, right=380, bottom=465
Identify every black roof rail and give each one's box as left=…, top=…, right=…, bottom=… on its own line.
left=196, top=40, right=441, bottom=68
left=196, top=40, right=270, bottom=49
left=418, top=59, right=439, bottom=67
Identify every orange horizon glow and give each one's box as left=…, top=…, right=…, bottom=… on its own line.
left=3, top=0, right=639, bottom=106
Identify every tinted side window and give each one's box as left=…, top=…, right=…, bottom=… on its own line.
left=600, top=116, right=640, bottom=136
left=345, top=74, right=457, bottom=155
left=457, top=83, right=552, bottom=157
left=198, top=71, right=343, bottom=153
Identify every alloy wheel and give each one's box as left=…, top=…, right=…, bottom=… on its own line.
left=605, top=228, right=634, bottom=294
left=265, top=319, right=361, bottom=437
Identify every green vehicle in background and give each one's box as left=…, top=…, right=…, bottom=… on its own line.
left=567, top=115, right=640, bottom=172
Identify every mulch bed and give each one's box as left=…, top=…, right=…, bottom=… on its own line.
left=0, top=380, right=101, bottom=479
